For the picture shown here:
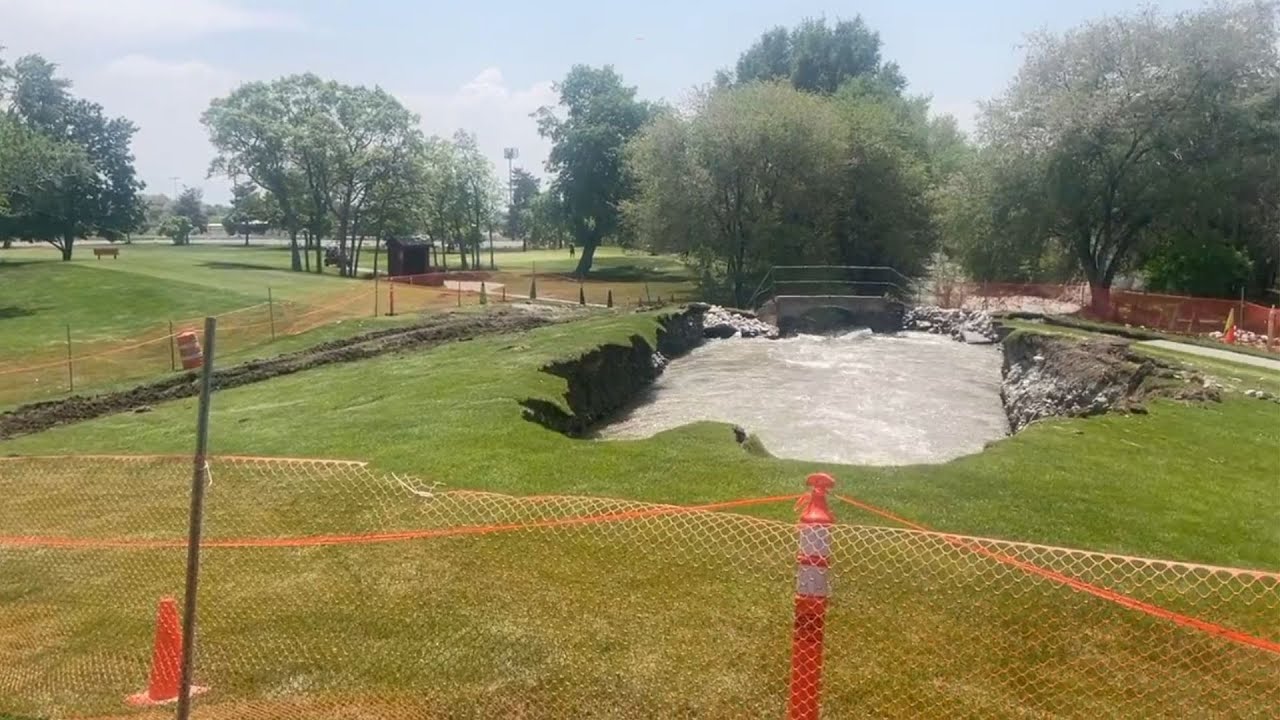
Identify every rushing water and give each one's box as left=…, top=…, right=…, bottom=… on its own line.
left=600, top=331, right=1009, bottom=466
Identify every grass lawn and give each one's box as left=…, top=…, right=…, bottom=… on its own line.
left=0, top=313, right=1277, bottom=718
left=0, top=244, right=694, bottom=409
left=4, top=312, right=1277, bottom=569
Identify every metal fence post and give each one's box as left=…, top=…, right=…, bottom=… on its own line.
left=169, top=321, right=177, bottom=372
left=788, top=473, right=835, bottom=720
left=176, top=316, right=217, bottom=720
left=267, top=287, right=276, bottom=342
left=64, top=325, right=74, bottom=393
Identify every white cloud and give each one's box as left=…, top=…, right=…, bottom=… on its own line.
left=0, top=0, right=303, bottom=48
left=401, top=67, right=558, bottom=180
left=81, top=56, right=243, bottom=202
left=104, top=55, right=237, bottom=86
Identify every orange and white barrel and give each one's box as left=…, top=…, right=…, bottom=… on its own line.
left=176, top=331, right=203, bottom=370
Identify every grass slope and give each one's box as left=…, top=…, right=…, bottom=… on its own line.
left=1, top=314, right=1277, bottom=718
left=4, top=312, right=1277, bottom=570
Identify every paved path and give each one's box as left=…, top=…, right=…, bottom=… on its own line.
left=1138, top=340, right=1280, bottom=372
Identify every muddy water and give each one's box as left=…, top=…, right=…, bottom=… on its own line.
left=600, top=331, right=1008, bottom=466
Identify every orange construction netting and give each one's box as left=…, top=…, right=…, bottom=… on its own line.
left=0, top=455, right=1276, bottom=719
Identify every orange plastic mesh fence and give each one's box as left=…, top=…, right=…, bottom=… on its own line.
left=0, top=283, right=482, bottom=409
left=0, top=456, right=1276, bottom=719
left=931, top=282, right=1279, bottom=350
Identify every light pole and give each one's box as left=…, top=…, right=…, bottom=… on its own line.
left=503, top=147, right=519, bottom=251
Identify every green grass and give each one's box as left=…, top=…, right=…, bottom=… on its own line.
left=0, top=245, right=360, bottom=360
left=2, top=314, right=1277, bottom=718
left=4, top=313, right=1277, bottom=570
left=1033, top=314, right=1280, bottom=360
left=1, top=315, right=1277, bottom=717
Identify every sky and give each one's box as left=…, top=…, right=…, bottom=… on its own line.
left=0, top=0, right=1207, bottom=203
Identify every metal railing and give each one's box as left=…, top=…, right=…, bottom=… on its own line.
left=749, top=265, right=916, bottom=308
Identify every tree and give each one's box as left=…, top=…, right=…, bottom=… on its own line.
left=527, top=189, right=570, bottom=250
left=0, top=115, right=96, bottom=251
left=536, top=65, right=653, bottom=276
left=0, top=52, right=144, bottom=259
left=729, top=17, right=905, bottom=96
left=204, top=78, right=308, bottom=270
left=506, top=167, right=540, bottom=246
left=157, top=215, right=194, bottom=246
left=223, top=182, right=274, bottom=244
left=172, top=187, right=208, bottom=235
left=980, top=2, right=1280, bottom=313
left=626, top=84, right=846, bottom=305
left=206, top=74, right=427, bottom=276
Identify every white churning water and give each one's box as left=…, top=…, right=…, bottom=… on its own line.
left=600, top=331, right=1009, bottom=466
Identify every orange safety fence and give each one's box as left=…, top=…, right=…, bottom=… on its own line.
left=0, top=282, right=472, bottom=409
left=1, top=455, right=1276, bottom=719
left=932, top=280, right=1279, bottom=352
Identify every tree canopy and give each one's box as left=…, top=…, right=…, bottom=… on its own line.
left=970, top=1, right=1280, bottom=309
left=0, top=51, right=144, bottom=258
left=536, top=65, right=653, bottom=275
left=726, top=17, right=905, bottom=96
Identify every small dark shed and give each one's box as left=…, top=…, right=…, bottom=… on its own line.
left=385, top=237, right=437, bottom=277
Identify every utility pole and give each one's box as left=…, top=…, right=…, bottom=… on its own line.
left=170, top=176, right=180, bottom=198
left=503, top=147, right=520, bottom=251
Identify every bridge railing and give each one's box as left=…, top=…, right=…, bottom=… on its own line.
left=750, top=266, right=916, bottom=308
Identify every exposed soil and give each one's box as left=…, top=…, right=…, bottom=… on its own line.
left=519, top=306, right=707, bottom=436
left=0, top=308, right=569, bottom=441
left=1001, top=332, right=1221, bottom=431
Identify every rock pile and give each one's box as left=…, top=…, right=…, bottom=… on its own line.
left=699, top=305, right=779, bottom=339
left=903, top=306, right=1000, bottom=343
left=1206, top=329, right=1274, bottom=351
left=1000, top=332, right=1220, bottom=431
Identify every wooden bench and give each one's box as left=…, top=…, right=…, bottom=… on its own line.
left=93, top=247, right=119, bottom=260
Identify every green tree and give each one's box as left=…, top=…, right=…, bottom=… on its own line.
left=526, top=189, right=569, bottom=250
left=626, top=83, right=846, bottom=305
left=506, top=167, right=540, bottom=248
left=172, top=187, right=208, bottom=235
left=157, top=215, right=195, bottom=246
left=0, top=53, right=144, bottom=259
left=204, top=78, right=309, bottom=270
left=729, top=17, right=905, bottom=95
left=536, top=65, right=653, bottom=276
left=980, top=2, right=1280, bottom=312
left=223, top=183, right=274, bottom=244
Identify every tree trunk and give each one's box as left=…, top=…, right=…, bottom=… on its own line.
left=2, top=238, right=11, bottom=249
left=60, top=236, right=74, bottom=261
left=243, top=230, right=249, bottom=247
left=302, top=231, right=311, bottom=272
left=1089, top=283, right=1113, bottom=320
left=573, top=238, right=598, bottom=277
left=289, top=231, right=302, bottom=271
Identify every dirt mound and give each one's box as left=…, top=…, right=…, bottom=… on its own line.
left=1001, top=332, right=1220, bottom=431
left=0, top=309, right=560, bottom=440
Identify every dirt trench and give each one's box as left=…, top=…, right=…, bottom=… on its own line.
left=0, top=309, right=564, bottom=441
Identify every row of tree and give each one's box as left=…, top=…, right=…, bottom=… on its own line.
left=528, top=6, right=1279, bottom=308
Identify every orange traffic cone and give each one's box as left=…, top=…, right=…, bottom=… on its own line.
left=127, top=597, right=207, bottom=706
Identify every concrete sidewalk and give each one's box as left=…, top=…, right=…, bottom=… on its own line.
left=1138, top=340, right=1280, bottom=372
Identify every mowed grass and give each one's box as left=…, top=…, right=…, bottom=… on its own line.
left=3, top=312, right=1277, bottom=569
left=0, top=314, right=1277, bottom=717
left=0, top=244, right=695, bottom=409
left=490, top=246, right=697, bottom=306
